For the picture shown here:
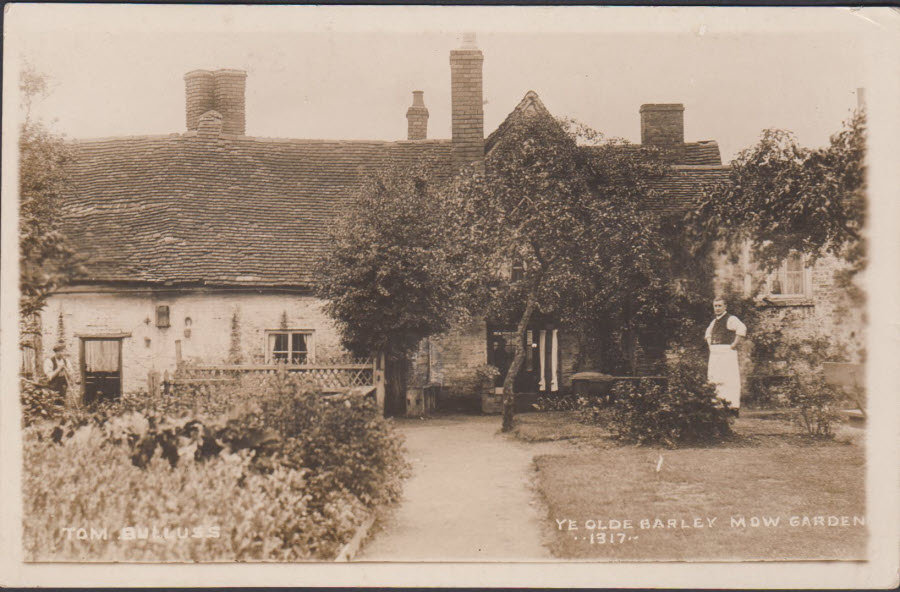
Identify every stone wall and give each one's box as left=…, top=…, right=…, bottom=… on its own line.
left=713, top=245, right=866, bottom=367
left=41, top=288, right=344, bottom=395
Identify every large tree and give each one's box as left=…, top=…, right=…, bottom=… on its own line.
left=316, top=162, right=484, bottom=416
left=443, top=115, right=682, bottom=431
left=691, top=111, right=866, bottom=277
left=18, top=66, right=81, bottom=377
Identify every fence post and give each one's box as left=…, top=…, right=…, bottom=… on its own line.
left=175, top=340, right=183, bottom=372
left=148, top=369, right=160, bottom=399
left=374, top=352, right=386, bottom=415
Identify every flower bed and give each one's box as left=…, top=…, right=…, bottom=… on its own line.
left=23, top=373, right=409, bottom=561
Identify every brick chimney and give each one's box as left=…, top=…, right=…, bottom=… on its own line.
left=184, top=70, right=216, bottom=131
left=406, top=91, right=429, bottom=140
left=213, top=69, right=247, bottom=135
left=450, top=33, right=484, bottom=172
left=184, top=68, right=247, bottom=135
left=640, top=104, right=684, bottom=146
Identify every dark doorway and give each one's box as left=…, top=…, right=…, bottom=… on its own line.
left=81, top=338, right=122, bottom=405
left=487, top=323, right=559, bottom=393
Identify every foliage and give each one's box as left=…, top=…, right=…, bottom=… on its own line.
left=20, top=377, right=65, bottom=426
left=774, top=332, right=846, bottom=437
left=18, top=67, right=82, bottom=321
left=25, top=373, right=410, bottom=561
left=316, top=161, right=480, bottom=414
left=247, top=372, right=411, bottom=507
left=608, top=361, right=733, bottom=448
left=691, top=111, right=866, bottom=276
left=788, top=375, right=843, bottom=438
left=531, top=393, right=584, bottom=412
left=228, top=310, right=244, bottom=364
left=472, top=364, right=500, bottom=388
left=23, top=429, right=365, bottom=561
left=444, top=113, right=689, bottom=430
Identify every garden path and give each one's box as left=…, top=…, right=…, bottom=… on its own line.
left=356, top=414, right=567, bottom=561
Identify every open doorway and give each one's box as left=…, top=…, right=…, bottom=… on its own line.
left=80, top=338, right=122, bottom=405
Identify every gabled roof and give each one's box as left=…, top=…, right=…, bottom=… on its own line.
left=62, top=133, right=451, bottom=287
left=484, top=90, right=551, bottom=155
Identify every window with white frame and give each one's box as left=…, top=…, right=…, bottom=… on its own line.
left=266, top=331, right=314, bottom=364
left=768, top=252, right=811, bottom=298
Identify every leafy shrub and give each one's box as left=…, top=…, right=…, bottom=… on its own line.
left=609, top=362, right=732, bottom=448
left=22, top=427, right=364, bottom=561
left=20, top=377, right=65, bottom=426
left=23, top=372, right=410, bottom=561
left=788, top=374, right=843, bottom=437
left=248, top=372, right=410, bottom=507
left=749, top=328, right=848, bottom=437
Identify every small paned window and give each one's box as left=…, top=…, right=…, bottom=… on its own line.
left=770, top=253, right=809, bottom=297
left=267, top=331, right=313, bottom=364
left=156, top=305, right=170, bottom=328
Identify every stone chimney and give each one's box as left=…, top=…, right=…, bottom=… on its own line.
left=640, top=104, right=684, bottom=146
left=406, top=91, right=429, bottom=140
left=184, top=68, right=247, bottom=135
left=450, top=33, right=485, bottom=172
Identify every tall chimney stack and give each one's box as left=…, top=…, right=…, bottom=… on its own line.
left=213, top=69, right=247, bottom=135
left=406, top=91, right=429, bottom=140
left=450, top=33, right=485, bottom=172
left=184, top=70, right=216, bottom=131
left=640, top=104, right=685, bottom=147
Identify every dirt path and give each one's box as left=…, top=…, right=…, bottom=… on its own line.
left=356, top=415, right=566, bottom=561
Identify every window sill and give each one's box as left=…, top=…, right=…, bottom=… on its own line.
left=756, top=296, right=814, bottom=308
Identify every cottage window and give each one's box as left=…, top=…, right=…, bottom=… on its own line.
left=267, top=331, right=314, bottom=364
left=769, top=253, right=810, bottom=298
left=156, top=305, right=170, bottom=328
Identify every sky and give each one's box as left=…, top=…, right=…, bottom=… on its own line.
left=7, top=6, right=872, bottom=164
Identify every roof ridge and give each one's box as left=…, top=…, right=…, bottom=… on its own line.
left=71, top=133, right=453, bottom=146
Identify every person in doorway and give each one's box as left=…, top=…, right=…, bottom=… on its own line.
left=705, top=297, right=747, bottom=416
left=43, top=343, right=73, bottom=401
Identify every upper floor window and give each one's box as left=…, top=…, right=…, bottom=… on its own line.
left=156, top=305, right=170, bottom=328
left=266, top=330, right=314, bottom=364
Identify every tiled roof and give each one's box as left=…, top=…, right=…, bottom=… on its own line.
left=62, top=133, right=451, bottom=287
left=643, top=165, right=731, bottom=215
left=612, top=141, right=723, bottom=166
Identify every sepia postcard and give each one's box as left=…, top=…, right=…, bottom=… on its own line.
left=2, top=4, right=898, bottom=589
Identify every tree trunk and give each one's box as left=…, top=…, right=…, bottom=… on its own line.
left=384, top=351, right=410, bottom=417
left=501, top=284, right=539, bottom=433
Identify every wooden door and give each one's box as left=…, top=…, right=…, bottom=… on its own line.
left=81, top=338, right=122, bottom=405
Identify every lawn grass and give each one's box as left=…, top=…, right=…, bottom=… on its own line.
left=523, top=411, right=866, bottom=561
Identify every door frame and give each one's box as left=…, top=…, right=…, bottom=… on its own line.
left=77, top=333, right=129, bottom=404
left=486, top=321, right=558, bottom=393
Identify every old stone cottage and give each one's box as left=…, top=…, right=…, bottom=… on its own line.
left=33, top=37, right=862, bottom=408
